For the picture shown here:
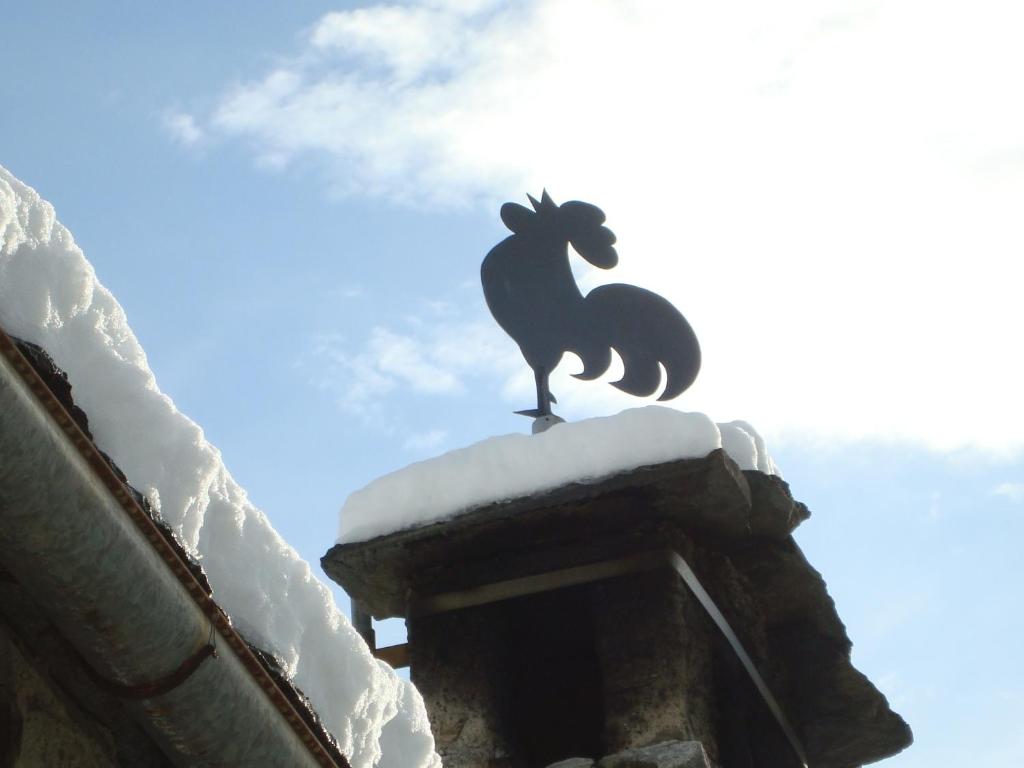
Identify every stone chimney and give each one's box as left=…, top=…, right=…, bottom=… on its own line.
left=323, top=449, right=911, bottom=768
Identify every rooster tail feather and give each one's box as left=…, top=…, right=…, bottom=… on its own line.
left=610, top=353, right=663, bottom=398
left=580, top=284, right=701, bottom=400
left=569, top=338, right=613, bottom=381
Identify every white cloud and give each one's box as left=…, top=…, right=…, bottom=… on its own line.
left=163, top=111, right=204, bottom=147
left=310, top=326, right=467, bottom=415
left=208, top=0, right=1024, bottom=453
left=992, top=483, right=1024, bottom=503
left=310, top=310, right=686, bottom=424
left=369, top=327, right=465, bottom=394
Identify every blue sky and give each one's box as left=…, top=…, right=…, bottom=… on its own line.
left=3, top=2, right=1023, bottom=765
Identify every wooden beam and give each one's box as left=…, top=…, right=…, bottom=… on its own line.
left=373, top=644, right=410, bottom=669
left=410, top=550, right=669, bottom=617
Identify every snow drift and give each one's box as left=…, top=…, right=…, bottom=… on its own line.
left=0, top=165, right=440, bottom=768
left=339, top=406, right=779, bottom=544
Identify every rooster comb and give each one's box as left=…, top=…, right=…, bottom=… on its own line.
left=527, top=190, right=558, bottom=213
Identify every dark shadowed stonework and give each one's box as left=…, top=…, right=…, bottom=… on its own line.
left=598, top=739, right=712, bottom=768
left=323, top=450, right=912, bottom=768
left=0, top=566, right=174, bottom=767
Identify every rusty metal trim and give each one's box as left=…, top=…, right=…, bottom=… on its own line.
left=373, top=644, right=410, bottom=669
left=0, top=328, right=351, bottom=768
left=88, top=638, right=218, bottom=701
left=410, top=550, right=667, bottom=617
left=38, top=622, right=219, bottom=702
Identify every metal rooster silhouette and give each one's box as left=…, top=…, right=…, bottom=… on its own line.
left=482, top=191, right=701, bottom=421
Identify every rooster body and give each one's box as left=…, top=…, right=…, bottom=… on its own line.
left=482, top=192, right=701, bottom=417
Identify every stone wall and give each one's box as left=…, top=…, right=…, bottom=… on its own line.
left=410, top=602, right=515, bottom=766
left=0, top=615, right=172, bottom=768
left=590, top=569, right=718, bottom=760
left=409, top=567, right=725, bottom=768
left=1, top=628, right=117, bottom=768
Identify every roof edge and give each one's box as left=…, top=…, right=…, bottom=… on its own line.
left=0, top=327, right=350, bottom=768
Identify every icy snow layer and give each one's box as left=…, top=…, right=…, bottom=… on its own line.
left=0, top=165, right=440, bottom=768
left=339, top=406, right=779, bottom=543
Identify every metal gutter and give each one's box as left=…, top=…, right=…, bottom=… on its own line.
left=0, top=329, right=349, bottom=768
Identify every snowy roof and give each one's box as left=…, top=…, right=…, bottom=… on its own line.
left=337, top=406, right=780, bottom=544
left=0, top=165, right=439, bottom=768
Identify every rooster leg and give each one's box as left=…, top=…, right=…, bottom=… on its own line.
left=536, top=367, right=555, bottom=416
left=514, top=366, right=556, bottom=419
